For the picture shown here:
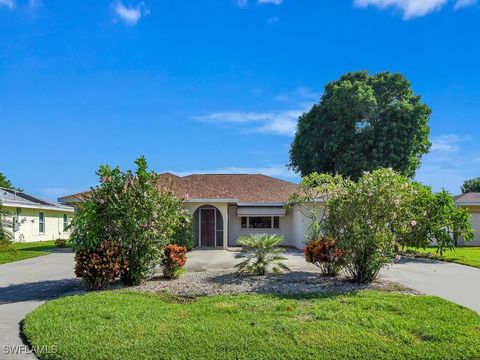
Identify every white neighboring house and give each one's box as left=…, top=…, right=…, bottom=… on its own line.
left=455, top=192, right=480, bottom=246
left=0, top=187, right=74, bottom=243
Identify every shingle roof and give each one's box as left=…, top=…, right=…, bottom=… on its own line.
left=0, top=187, right=74, bottom=211
left=59, top=173, right=298, bottom=204
left=455, top=192, right=480, bottom=205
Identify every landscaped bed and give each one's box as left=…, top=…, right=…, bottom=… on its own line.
left=0, top=241, right=70, bottom=265
left=402, top=247, right=480, bottom=269
left=23, top=290, right=480, bottom=360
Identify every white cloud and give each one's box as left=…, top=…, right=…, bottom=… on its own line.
left=430, top=134, right=461, bottom=154
left=0, top=0, right=14, bottom=9
left=258, top=0, right=283, bottom=4
left=354, top=0, right=474, bottom=19
left=113, top=1, right=149, bottom=25
left=171, top=165, right=298, bottom=180
left=454, top=0, right=476, bottom=9
left=194, top=110, right=302, bottom=136
left=237, top=0, right=282, bottom=7
left=416, top=133, right=480, bottom=194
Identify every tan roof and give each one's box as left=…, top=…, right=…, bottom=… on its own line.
left=59, top=173, right=298, bottom=204
left=455, top=192, right=480, bottom=205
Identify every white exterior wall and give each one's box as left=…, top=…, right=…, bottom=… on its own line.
left=3, top=206, right=73, bottom=243
left=457, top=208, right=480, bottom=246
left=184, top=202, right=229, bottom=249
left=227, top=205, right=294, bottom=247
left=291, top=203, right=325, bottom=249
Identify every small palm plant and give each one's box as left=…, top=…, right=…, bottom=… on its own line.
left=235, top=234, right=290, bottom=276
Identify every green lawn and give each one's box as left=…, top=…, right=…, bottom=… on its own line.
left=23, top=290, right=480, bottom=360
left=0, top=240, right=70, bottom=265
left=404, top=247, right=480, bottom=269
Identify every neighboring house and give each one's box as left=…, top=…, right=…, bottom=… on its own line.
left=455, top=192, right=480, bottom=246
left=0, top=187, right=74, bottom=243
left=59, top=173, right=320, bottom=249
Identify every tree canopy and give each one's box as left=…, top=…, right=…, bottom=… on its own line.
left=461, top=177, right=480, bottom=193
left=0, top=172, right=14, bottom=189
left=289, top=71, right=432, bottom=180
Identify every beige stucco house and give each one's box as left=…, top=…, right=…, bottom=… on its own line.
left=455, top=192, right=480, bottom=246
left=59, top=173, right=320, bottom=250
left=0, top=187, right=74, bottom=243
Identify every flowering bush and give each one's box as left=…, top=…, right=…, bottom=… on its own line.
left=325, top=168, right=415, bottom=283
left=74, top=240, right=127, bottom=290
left=161, top=244, right=187, bottom=279
left=304, top=237, right=344, bottom=276
left=71, top=156, right=193, bottom=286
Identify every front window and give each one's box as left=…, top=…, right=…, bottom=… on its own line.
left=39, top=212, right=45, bottom=233
left=63, top=214, right=68, bottom=232
left=240, top=216, right=280, bottom=229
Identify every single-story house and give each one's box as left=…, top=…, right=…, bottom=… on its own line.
left=0, top=187, right=75, bottom=243
left=59, top=173, right=320, bottom=249
left=454, top=192, right=480, bottom=246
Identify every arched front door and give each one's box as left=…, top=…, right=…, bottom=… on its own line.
left=200, top=208, right=216, bottom=247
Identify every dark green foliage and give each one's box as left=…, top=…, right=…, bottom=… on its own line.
left=0, top=172, right=22, bottom=191
left=290, top=71, right=431, bottom=179
left=461, top=177, right=480, bottom=193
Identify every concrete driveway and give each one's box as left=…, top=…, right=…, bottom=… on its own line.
left=379, top=257, right=480, bottom=313
left=0, top=250, right=80, bottom=360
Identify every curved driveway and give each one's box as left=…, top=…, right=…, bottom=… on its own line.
left=0, top=251, right=81, bottom=360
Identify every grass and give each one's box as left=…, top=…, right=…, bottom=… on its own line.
left=0, top=240, right=70, bottom=265
left=404, top=246, right=480, bottom=269
left=23, top=290, right=480, bottom=360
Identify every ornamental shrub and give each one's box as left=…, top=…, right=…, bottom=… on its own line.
left=161, top=244, right=187, bottom=279
left=235, top=234, right=290, bottom=276
left=325, top=168, right=415, bottom=283
left=74, top=240, right=127, bottom=290
left=71, top=156, right=192, bottom=286
left=304, top=237, right=344, bottom=276
left=55, top=238, right=67, bottom=248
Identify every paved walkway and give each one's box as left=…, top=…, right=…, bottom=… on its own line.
left=0, top=250, right=80, bottom=360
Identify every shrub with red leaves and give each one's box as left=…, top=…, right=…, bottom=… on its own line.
left=304, top=237, right=345, bottom=276
left=74, top=240, right=127, bottom=290
left=161, top=244, right=187, bottom=279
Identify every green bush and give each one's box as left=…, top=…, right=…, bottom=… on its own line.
left=304, top=237, right=344, bottom=276
left=70, top=156, right=192, bottom=287
left=325, top=169, right=415, bottom=283
left=171, top=217, right=194, bottom=251
left=55, top=238, right=67, bottom=248
left=74, top=240, right=127, bottom=290
left=235, top=234, right=290, bottom=276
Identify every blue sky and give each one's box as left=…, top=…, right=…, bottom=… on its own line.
left=0, top=0, right=479, bottom=201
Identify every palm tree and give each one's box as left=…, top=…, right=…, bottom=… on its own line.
left=235, top=234, right=290, bottom=276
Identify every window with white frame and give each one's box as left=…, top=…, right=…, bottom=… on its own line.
left=240, top=216, right=280, bottom=229
left=63, top=214, right=68, bottom=232
left=39, top=212, right=45, bottom=233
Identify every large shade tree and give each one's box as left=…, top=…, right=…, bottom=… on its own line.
left=461, top=177, right=480, bottom=193
left=289, top=71, right=432, bottom=179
